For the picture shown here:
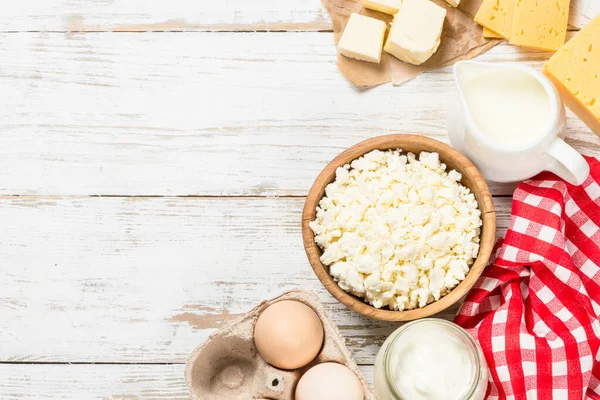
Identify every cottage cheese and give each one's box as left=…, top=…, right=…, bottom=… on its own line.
left=309, top=149, right=482, bottom=310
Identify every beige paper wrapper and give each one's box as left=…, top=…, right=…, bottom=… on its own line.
left=322, top=0, right=500, bottom=87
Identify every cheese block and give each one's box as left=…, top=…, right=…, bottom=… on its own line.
left=444, top=0, right=460, bottom=7
left=361, top=0, right=402, bottom=15
left=483, top=27, right=504, bottom=39
left=337, top=13, right=387, bottom=64
left=544, top=14, right=600, bottom=136
left=384, top=0, right=446, bottom=65
left=475, top=0, right=514, bottom=39
left=510, top=0, right=570, bottom=50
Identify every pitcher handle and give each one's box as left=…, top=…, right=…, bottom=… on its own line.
left=545, top=138, right=589, bottom=185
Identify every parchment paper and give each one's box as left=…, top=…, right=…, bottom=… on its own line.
left=321, top=0, right=500, bottom=87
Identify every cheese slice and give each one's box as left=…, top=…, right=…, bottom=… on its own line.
left=483, top=27, right=504, bottom=39
left=444, top=0, right=460, bottom=7
left=384, top=0, right=446, bottom=65
left=337, top=13, right=387, bottom=64
left=474, top=0, right=514, bottom=39
left=510, top=0, right=570, bottom=50
left=544, top=14, right=600, bottom=136
left=361, top=0, right=402, bottom=15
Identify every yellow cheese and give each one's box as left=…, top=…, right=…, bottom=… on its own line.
left=444, top=0, right=460, bottom=7
left=510, top=0, right=570, bottom=50
left=361, top=0, right=402, bottom=15
left=337, top=13, right=387, bottom=64
left=544, top=14, right=600, bottom=137
left=483, top=27, right=504, bottom=39
left=474, top=0, right=514, bottom=39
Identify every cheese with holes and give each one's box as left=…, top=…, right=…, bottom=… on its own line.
left=544, top=14, right=600, bottom=136
left=338, top=13, right=387, bottom=64
left=474, top=0, right=514, bottom=39
left=483, top=27, right=504, bottom=39
left=510, top=0, right=570, bottom=50
left=444, top=0, right=460, bottom=7
left=361, top=0, right=402, bottom=15
left=384, top=0, right=446, bottom=66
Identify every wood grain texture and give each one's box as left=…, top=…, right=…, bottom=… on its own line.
left=0, top=196, right=511, bottom=364
left=0, top=0, right=597, bottom=32
left=0, top=364, right=187, bottom=400
left=0, top=32, right=599, bottom=197
left=0, top=363, right=375, bottom=399
left=302, top=135, right=496, bottom=321
left=2, top=0, right=599, bottom=398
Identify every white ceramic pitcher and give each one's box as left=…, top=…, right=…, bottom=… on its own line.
left=448, top=61, right=589, bottom=185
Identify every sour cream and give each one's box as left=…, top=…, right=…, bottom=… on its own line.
left=374, top=319, right=488, bottom=400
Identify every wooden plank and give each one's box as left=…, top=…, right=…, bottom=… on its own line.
left=0, top=364, right=188, bottom=400
left=0, top=363, right=374, bottom=399
left=0, top=0, right=596, bottom=32
left=0, top=32, right=598, bottom=197
left=0, top=196, right=512, bottom=364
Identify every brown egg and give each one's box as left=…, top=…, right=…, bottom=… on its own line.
left=295, top=362, right=364, bottom=400
left=253, top=300, right=324, bottom=369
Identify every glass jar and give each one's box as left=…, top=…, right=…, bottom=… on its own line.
left=374, top=318, right=488, bottom=400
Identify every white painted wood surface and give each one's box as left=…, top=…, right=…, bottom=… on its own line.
left=0, top=196, right=512, bottom=364
left=0, top=364, right=373, bottom=399
left=1, top=32, right=599, bottom=197
left=1, top=0, right=597, bottom=32
left=1, top=0, right=599, bottom=398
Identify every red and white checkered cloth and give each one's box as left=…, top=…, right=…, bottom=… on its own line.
left=455, top=156, right=600, bottom=400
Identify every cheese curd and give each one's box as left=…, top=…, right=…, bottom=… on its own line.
left=309, top=149, right=482, bottom=310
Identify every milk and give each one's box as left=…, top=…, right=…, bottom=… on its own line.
left=462, top=68, right=552, bottom=147
left=448, top=61, right=590, bottom=185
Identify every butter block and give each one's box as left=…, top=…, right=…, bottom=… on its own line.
left=338, top=13, right=387, bottom=64
left=361, top=0, right=402, bottom=15
left=510, top=0, right=570, bottom=50
left=544, top=14, right=600, bottom=136
left=483, top=27, right=504, bottom=39
left=444, top=0, right=460, bottom=7
left=474, top=0, right=514, bottom=39
left=384, top=0, right=446, bottom=65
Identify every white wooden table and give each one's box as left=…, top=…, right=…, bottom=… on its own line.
left=1, top=1, right=599, bottom=398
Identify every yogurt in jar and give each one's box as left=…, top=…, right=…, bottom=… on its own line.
left=374, top=319, right=488, bottom=400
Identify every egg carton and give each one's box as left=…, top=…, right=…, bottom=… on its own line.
left=185, top=289, right=376, bottom=400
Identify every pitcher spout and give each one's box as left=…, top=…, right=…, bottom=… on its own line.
left=448, top=59, right=575, bottom=184
left=453, top=61, right=495, bottom=96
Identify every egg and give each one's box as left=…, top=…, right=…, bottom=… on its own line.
left=295, top=362, right=364, bottom=400
left=253, top=300, right=324, bottom=369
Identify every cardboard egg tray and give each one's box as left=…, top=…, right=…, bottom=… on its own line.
left=185, top=289, right=376, bottom=400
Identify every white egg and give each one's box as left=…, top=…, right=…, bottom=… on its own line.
left=295, top=362, right=363, bottom=400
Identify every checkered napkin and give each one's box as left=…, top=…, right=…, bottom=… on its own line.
left=455, top=156, right=600, bottom=400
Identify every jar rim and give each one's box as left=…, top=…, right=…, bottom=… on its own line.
left=383, top=318, right=482, bottom=400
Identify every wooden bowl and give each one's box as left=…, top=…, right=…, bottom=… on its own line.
left=301, top=134, right=496, bottom=322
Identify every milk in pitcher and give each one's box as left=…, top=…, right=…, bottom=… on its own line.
left=462, top=68, right=553, bottom=147
left=448, top=61, right=589, bottom=185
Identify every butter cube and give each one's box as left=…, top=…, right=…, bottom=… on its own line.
left=338, top=13, right=387, bottom=64
left=474, top=0, right=514, bottom=39
left=384, top=0, right=446, bottom=66
left=361, top=0, right=402, bottom=15
left=544, top=14, right=600, bottom=136
left=510, top=0, right=570, bottom=50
